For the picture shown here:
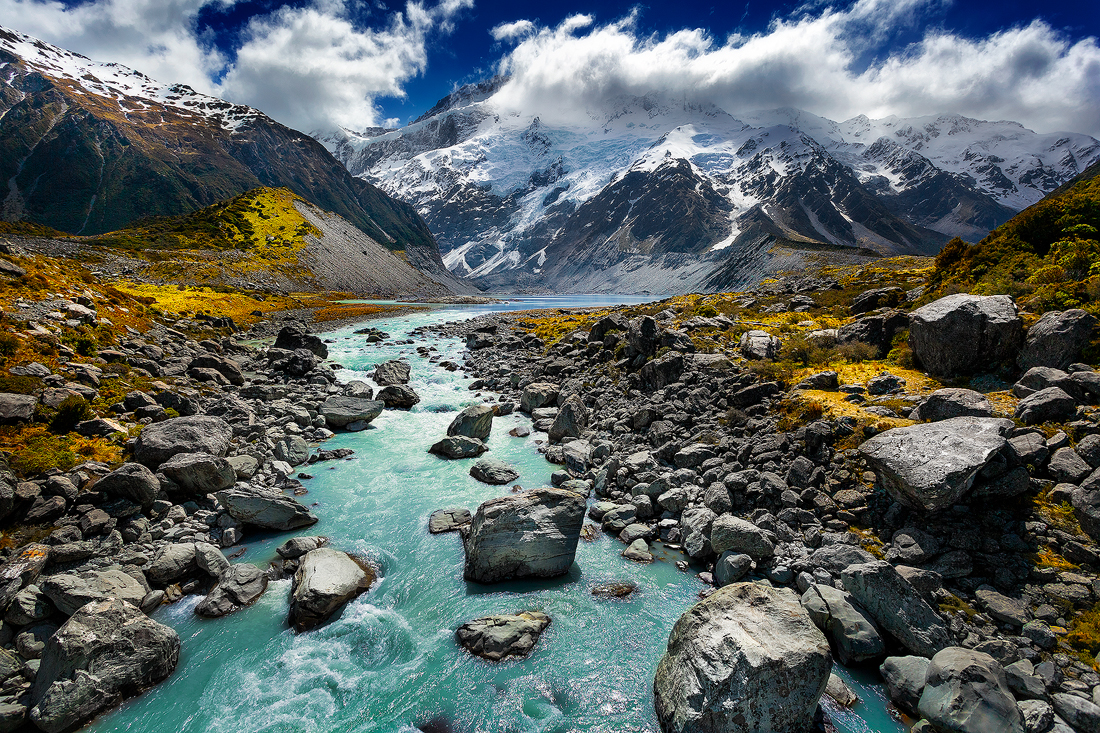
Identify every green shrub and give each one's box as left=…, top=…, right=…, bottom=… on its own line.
left=781, top=335, right=835, bottom=367
left=837, top=341, right=879, bottom=363
left=50, top=395, right=92, bottom=433
left=746, top=359, right=795, bottom=386
left=0, top=333, right=19, bottom=358
left=73, top=336, right=97, bottom=357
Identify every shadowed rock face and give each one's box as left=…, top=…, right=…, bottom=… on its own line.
left=463, top=488, right=586, bottom=583
left=654, top=583, right=832, bottom=733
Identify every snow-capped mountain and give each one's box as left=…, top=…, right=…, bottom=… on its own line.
left=323, top=83, right=1099, bottom=293
left=0, top=26, right=471, bottom=292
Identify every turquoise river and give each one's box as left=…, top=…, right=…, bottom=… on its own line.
left=86, top=296, right=910, bottom=733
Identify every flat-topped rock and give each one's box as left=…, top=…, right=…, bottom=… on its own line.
left=428, top=508, right=472, bottom=533
left=320, top=396, right=384, bottom=429
left=132, top=416, right=233, bottom=468
left=455, top=611, right=551, bottom=661
left=217, top=487, right=319, bottom=530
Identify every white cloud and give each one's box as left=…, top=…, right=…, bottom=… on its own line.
left=0, top=0, right=472, bottom=132
left=490, top=19, right=534, bottom=42
left=491, top=0, right=1100, bottom=136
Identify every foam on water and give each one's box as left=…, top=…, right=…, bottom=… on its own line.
left=86, top=298, right=908, bottom=733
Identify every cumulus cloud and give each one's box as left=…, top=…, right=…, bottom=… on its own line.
left=217, top=0, right=472, bottom=132
left=0, top=0, right=472, bottom=132
left=490, top=19, right=534, bottom=42
left=491, top=0, right=1100, bottom=136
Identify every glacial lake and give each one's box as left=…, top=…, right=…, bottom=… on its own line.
left=87, top=296, right=909, bottom=733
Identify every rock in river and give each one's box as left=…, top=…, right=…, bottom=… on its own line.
left=469, top=459, right=520, bottom=485
left=195, top=564, right=268, bottom=618
left=654, top=583, right=831, bottom=733
left=320, top=396, right=384, bottom=429
left=372, top=360, right=411, bottom=386
left=30, top=598, right=180, bottom=733
left=858, top=417, right=1014, bottom=512
left=132, top=416, right=233, bottom=468
left=429, top=436, right=488, bottom=459
left=447, top=404, right=493, bottom=440
left=288, top=548, right=375, bottom=632
left=217, top=487, right=319, bottom=530
left=464, top=488, right=586, bottom=583
left=455, top=611, right=551, bottom=661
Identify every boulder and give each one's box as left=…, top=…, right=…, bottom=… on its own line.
left=30, top=599, right=179, bottom=733
left=709, top=516, right=775, bottom=559
left=739, top=330, right=780, bottom=360
left=216, top=487, right=319, bottom=530
left=1051, top=692, right=1100, bottom=733
left=837, top=309, right=908, bottom=357
left=1018, top=309, right=1096, bottom=370
left=94, top=463, right=159, bottom=510
left=372, top=360, right=410, bottom=386
left=132, top=416, right=233, bottom=468
left=40, top=569, right=147, bottom=616
left=158, top=452, right=236, bottom=496
left=429, top=436, right=488, bottom=459
left=377, top=384, right=420, bottom=409
left=911, top=388, right=994, bottom=422
left=1014, top=387, right=1078, bottom=425
left=455, top=611, right=551, bottom=661
left=320, top=396, right=384, bottom=429
left=1013, top=366, right=1075, bottom=398
left=801, top=584, right=885, bottom=665
left=273, top=436, right=310, bottom=467
left=0, top=544, right=49, bottom=610
left=288, top=548, right=374, bottom=632
left=917, top=647, right=1024, bottom=733
left=629, top=316, right=661, bottom=356
left=428, top=508, right=472, bottom=534
left=713, top=552, right=753, bottom=586
left=0, top=393, right=36, bottom=425
left=548, top=395, right=588, bottom=443
left=1072, top=487, right=1100, bottom=542
left=469, top=459, right=520, bottom=486
left=638, top=353, right=685, bottom=392
left=795, top=371, right=839, bottom=391
left=858, top=417, right=1014, bottom=512
left=519, top=383, right=559, bottom=413
left=464, top=488, right=585, bottom=583
left=841, top=561, right=951, bottom=658
left=274, top=325, right=328, bottom=358
left=851, top=286, right=904, bottom=314
left=276, top=536, right=327, bottom=559
left=144, top=543, right=198, bottom=585
left=653, top=583, right=831, bottom=733
left=187, top=355, right=244, bottom=386
left=880, top=655, right=930, bottom=715
left=974, top=586, right=1029, bottom=627
left=194, top=564, right=268, bottom=618
left=908, top=294, right=1022, bottom=377
left=447, top=404, right=493, bottom=440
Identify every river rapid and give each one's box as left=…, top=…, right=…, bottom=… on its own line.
left=86, top=296, right=909, bottom=733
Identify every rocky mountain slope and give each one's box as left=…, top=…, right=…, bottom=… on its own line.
left=324, top=84, right=1099, bottom=293
left=0, top=27, right=471, bottom=294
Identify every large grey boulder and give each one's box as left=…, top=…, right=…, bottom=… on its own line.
left=681, top=507, right=717, bottom=560
left=274, top=324, right=328, bottom=358
left=1018, top=309, right=1096, bottom=370
left=841, top=561, right=951, bottom=658
left=1072, top=487, right=1100, bottom=542
left=447, top=404, right=493, bottom=440
left=455, top=611, right=551, bottom=661
left=288, top=548, right=374, bottom=632
left=548, top=395, right=588, bottom=443
left=1051, top=692, right=1100, bottom=733
left=917, top=647, right=1024, bottom=733
left=320, top=396, right=384, bottom=429
left=838, top=309, right=909, bottom=357
left=216, top=487, right=319, bottom=530
left=159, top=452, right=236, bottom=496
left=464, top=488, right=585, bottom=583
left=187, top=354, right=245, bottom=386
left=1013, top=366, right=1075, bottom=398
left=429, top=436, right=488, bottom=459
left=911, top=388, right=993, bottom=422
left=0, top=544, right=49, bottom=611
left=469, top=459, right=519, bottom=485
left=377, top=384, right=420, bottom=409
left=881, top=655, right=931, bottom=715
left=908, top=294, right=1022, bottom=377
left=94, top=463, right=159, bottom=510
left=859, top=417, right=1014, bottom=512
left=709, top=516, right=775, bottom=559
left=195, top=564, right=268, bottom=618
left=40, top=569, right=147, bottom=616
left=372, top=360, right=410, bottom=386
left=653, top=583, right=831, bottom=733
left=30, top=598, right=180, bottom=733
left=801, top=584, right=885, bottom=665
left=1014, top=386, right=1078, bottom=425
left=144, top=543, right=198, bottom=586
left=0, top=393, right=36, bottom=425
left=739, top=330, right=780, bottom=360
left=132, top=416, right=233, bottom=468
left=519, top=382, right=559, bottom=413
left=273, top=436, right=310, bottom=467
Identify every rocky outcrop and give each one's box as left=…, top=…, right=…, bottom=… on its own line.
left=216, top=487, right=319, bottom=530
left=917, top=647, right=1024, bottom=733
left=30, top=599, right=180, bottom=733
left=132, top=416, right=233, bottom=468
left=455, top=611, right=551, bottom=661
left=653, top=583, right=831, bottom=733
left=288, top=548, right=374, bottom=632
left=464, top=488, right=586, bottom=583
left=841, top=561, right=951, bottom=658
left=908, top=294, right=1022, bottom=377
left=859, top=417, right=1014, bottom=512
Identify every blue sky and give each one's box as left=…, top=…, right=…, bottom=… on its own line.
left=2, top=0, right=1098, bottom=135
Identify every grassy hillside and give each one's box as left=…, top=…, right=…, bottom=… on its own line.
left=929, top=160, right=1100, bottom=313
